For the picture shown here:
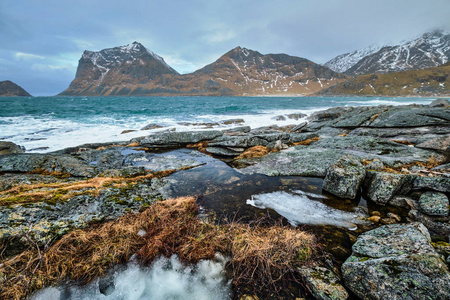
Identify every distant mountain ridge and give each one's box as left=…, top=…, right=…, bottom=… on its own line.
left=316, top=62, right=450, bottom=96
left=60, top=44, right=346, bottom=96
left=325, top=29, right=450, bottom=75
left=0, top=80, right=31, bottom=97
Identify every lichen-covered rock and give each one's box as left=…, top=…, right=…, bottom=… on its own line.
left=0, top=141, right=24, bottom=155
left=429, top=98, right=450, bottom=107
left=363, top=171, right=414, bottom=205
left=419, top=191, right=449, bottom=216
left=365, top=159, right=384, bottom=170
left=342, top=223, right=450, bottom=300
left=323, top=155, right=366, bottom=199
left=299, top=266, right=348, bottom=300
left=132, top=130, right=223, bottom=148
left=414, top=176, right=450, bottom=193
left=408, top=210, right=450, bottom=237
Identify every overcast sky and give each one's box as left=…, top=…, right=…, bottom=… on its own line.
left=1, top=0, right=449, bottom=96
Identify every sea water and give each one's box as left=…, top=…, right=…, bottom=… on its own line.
left=0, top=96, right=434, bottom=152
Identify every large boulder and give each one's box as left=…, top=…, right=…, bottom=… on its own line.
left=413, top=176, right=450, bottom=193
left=418, top=191, right=449, bottom=217
left=323, top=155, right=366, bottom=199
left=363, top=171, right=414, bottom=205
left=0, top=141, right=24, bottom=155
left=342, top=223, right=450, bottom=300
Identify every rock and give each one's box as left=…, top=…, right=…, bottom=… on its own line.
left=415, top=135, right=450, bottom=153
left=120, top=130, right=136, bottom=134
left=413, top=176, right=450, bottom=193
left=368, top=106, right=450, bottom=128
left=298, top=266, right=348, bottom=300
left=0, top=141, right=25, bottom=155
left=272, top=140, right=288, bottom=151
left=365, top=159, right=384, bottom=170
left=408, top=210, right=450, bottom=237
left=287, top=113, right=306, bottom=120
left=222, top=126, right=251, bottom=134
left=221, top=118, right=245, bottom=125
left=140, top=123, right=165, bottom=130
left=363, top=171, right=414, bottom=205
left=418, top=191, right=449, bottom=216
left=429, top=98, right=450, bottom=107
left=387, top=212, right=401, bottom=222
left=342, top=223, right=450, bottom=300
left=368, top=216, right=380, bottom=223
left=290, top=122, right=308, bottom=132
left=389, top=196, right=417, bottom=209
left=273, top=115, right=286, bottom=121
left=323, top=155, right=366, bottom=199
left=206, top=147, right=241, bottom=157
left=236, top=147, right=346, bottom=177
left=131, top=130, right=223, bottom=148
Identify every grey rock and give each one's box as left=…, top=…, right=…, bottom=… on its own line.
left=221, top=118, right=245, bottom=125
left=368, top=106, right=450, bottom=128
left=414, top=176, right=450, bottom=193
left=290, top=122, right=308, bottom=132
left=272, top=115, right=286, bottom=121
left=299, top=266, right=348, bottom=300
left=408, top=210, right=450, bottom=237
left=388, top=196, right=417, bottom=209
left=131, top=130, right=223, bottom=148
left=0, top=141, right=25, bottom=155
left=419, top=191, right=449, bottom=216
left=429, top=98, right=450, bottom=107
left=365, top=159, right=384, bottom=170
left=342, top=223, right=450, bottom=300
left=140, top=123, right=165, bottom=130
left=363, top=171, right=414, bottom=205
left=416, top=135, right=450, bottom=154
left=287, top=113, right=306, bottom=120
left=323, top=155, right=366, bottom=199
left=222, top=126, right=251, bottom=134
left=206, top=147, right=241, bottom=157
left=236, top=147, right=346, bottom=177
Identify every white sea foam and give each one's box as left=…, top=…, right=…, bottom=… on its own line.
left=31, top=255, right=231, bottom=300
left=247, top=191, right=365, bottom=229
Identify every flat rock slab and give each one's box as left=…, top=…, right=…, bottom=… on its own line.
left=342, top=223, right=450, bottom=300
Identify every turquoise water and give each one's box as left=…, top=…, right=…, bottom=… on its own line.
left=0, top=96, right=434, bottom=152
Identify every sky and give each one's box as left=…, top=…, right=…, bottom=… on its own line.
left=1, top=0, right=449, bottom=96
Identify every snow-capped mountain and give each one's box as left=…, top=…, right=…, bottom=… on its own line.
left=61, top=42, right=179, bottom=95
left=323, top=45, right=382, bottom=73
left=324, top=29, right=450, bottom=76
left=60, top=44, right=346, bottom=96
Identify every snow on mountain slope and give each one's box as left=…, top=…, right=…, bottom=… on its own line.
left=324, top=29, right=450, bottom=76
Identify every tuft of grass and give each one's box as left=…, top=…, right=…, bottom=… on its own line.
left=391, top=139, right=415, bottom=146
left=186, top=141, right=209, bottom=153
left=234, top=146, right=270, bottom=160
left=292, top=137, right=321, bottom=146
left=0, top=197, right=317, bottom=299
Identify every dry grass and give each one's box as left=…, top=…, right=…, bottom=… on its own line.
left=292, top=137, right=322, bottom=146
left=235, top=146, right=270, bottom=160
left=362, top=156, right=443, bottom=174
left=391, top=139, right=415, bottom=146
left=0, top=197, right=317, bottom=299
left=186, top=141, right=209, bottom=153
left=0, top=170, right=177, bottom=206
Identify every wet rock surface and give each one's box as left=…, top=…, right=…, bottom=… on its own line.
left=298, top=266, right=348, bottom=300
left=0, top=141, right=25, bottom=155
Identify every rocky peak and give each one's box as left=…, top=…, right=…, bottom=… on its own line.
left=0, top=80, right=32, bottom=97
left=325, top=29, right=450, bottom=75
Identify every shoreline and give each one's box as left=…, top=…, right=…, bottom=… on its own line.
left=1, top=100, right=449, bottom=299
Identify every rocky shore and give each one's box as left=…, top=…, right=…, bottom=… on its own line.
left=1, top=100, right=449, bottom=299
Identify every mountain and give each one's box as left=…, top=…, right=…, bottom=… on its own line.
left=0, top=80, right=31, bottom=97
left=60, top=44, right=346, bottom=96
left=316, top=62, right=450, bottom=96
left=324, top=29, right=450, bottom=76
left=60, top=42, right=179, bottom=96
left=324, top=45, right=382, bottom=73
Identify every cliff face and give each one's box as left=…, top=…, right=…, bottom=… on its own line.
left=0, top=81, right=31, bottom=97
left=60, top=44, right=346, bottom=96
